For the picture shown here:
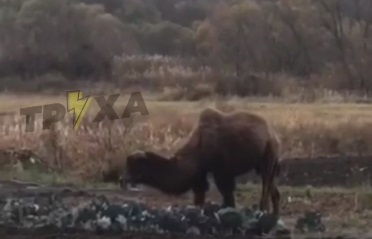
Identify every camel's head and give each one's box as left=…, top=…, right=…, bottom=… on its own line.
left=119, top=150, right=168, bottom=190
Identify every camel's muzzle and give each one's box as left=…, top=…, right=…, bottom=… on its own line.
left=119, top=175, right=139, bottom=190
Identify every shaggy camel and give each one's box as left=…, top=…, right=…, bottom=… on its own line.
left=120, top=108, right=282, bottom=217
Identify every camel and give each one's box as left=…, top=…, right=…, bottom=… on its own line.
left=120, top=107, right=282, bottom=217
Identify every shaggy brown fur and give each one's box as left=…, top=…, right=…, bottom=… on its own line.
left=121, top=107, right=282, bottom=217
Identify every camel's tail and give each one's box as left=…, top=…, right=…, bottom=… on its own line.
left=263, top=140, right=280, bottom=180
left=255, top=140, right=281, bottom=179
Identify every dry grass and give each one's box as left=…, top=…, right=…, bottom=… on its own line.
left=0, top=93, right=371, bottom=182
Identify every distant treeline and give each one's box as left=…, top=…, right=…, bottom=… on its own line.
left=1, top=0, right=372, bottom=95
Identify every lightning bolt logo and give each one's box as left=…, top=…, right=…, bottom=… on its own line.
left=66, top=90, right=93, bottom=131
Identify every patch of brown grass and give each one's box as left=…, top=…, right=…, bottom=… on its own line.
left=0, top=94, right=371, bottom=182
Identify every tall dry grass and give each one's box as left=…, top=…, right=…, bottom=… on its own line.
left=0, top=95, right=372, bottom=182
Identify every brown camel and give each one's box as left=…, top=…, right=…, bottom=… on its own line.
left=120, top=107, right=282, bottom=217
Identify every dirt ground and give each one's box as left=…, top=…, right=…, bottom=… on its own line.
left=1, top=155, right=372, bottom=238
left=240, top=155, right=372, bottom=187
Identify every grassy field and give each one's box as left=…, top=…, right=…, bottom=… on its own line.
left=0, top=92, right=372, bottom=182
left=0, top=92, right=371, bottom=237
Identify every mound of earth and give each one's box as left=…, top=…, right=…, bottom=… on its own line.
left=0, top=194, right=298, bottom=238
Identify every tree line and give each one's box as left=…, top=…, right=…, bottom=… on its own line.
left=1, top=0, right=372, bottom=94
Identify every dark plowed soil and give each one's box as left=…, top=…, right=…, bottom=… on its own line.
left=239, top=155, right=372, bottom=187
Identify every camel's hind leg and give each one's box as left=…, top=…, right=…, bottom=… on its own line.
left=258, top=142, right=280, bottom=216
left=270, top=184, right=280, bottom=217
left=259, top=170, right=271, bottom=212
left=270, top=161, right=281, bottom=218
left=260, top=176, right=280, bottom=218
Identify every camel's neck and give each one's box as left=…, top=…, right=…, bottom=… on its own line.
left=146, top=156, right=200, bottom=195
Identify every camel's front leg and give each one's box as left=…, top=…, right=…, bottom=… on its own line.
left=192, top=172, right=209, bottom=206
left=213, top=172, right=236, bottom=208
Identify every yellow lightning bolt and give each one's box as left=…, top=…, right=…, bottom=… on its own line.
left=66, top=90, right=92, bottom=131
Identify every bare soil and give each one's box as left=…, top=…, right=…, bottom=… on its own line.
left=237, top=155, right=372, bottom=187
